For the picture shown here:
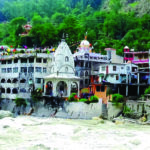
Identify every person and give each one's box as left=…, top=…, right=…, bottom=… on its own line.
left=60, top=90, right=63, bottom=97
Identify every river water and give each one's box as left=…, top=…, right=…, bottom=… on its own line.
left=0, top=116, right=150, bottom=150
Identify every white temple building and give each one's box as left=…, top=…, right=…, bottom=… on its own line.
left=44, top=39, right=80, bottom=97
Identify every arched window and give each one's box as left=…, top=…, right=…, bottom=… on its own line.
left=7, top=88, right=11, bottom=93
left=75, top=71, right=78, bottom=76
left=12, top=88, right=18, bottom=94
left=85, top=62, right=89, bottom=67
left=65, top=56, right=69, bottom=62
left=7, top=79, right=11, bottom=83
left=1, top=88, right=5, bottom=93
left=20, top=79, right=26, bottom=83
left=1, top=79, right=5, bottom=83
left=80, top=71, right=84, bottom=77
left=12, top=78, right=18, bottom=83
left=85, top=71, right=88, bottom=76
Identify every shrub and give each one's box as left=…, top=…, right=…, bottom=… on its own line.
left=68, top=93, right=78, bottom=102
left=31, top=88, right=42, bottom=102
left=112, top=94, right=124, bottom=103
left=20, top=50, right=25, bottom=53
left=14, top=98, right=27, bottom=107
left=123, top=105, right=134, bottom=117
left=79, top=98, right=88, bottom=102
left=90, top=95, right=99, bottom=103
left=144, top=86, right=150, bottom=94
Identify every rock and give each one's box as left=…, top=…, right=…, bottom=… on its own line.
left=92, top=117, right=101, bottom=120
left=115, top=120, right=125, bottom=125
left=0, top=110, right=13, bottom=119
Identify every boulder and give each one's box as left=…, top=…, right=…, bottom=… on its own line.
left=0, top=110, right=13, bottom=119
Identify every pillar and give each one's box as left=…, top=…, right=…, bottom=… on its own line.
left=67, top=81, right=71, bottom=97
left=137, top=73, right=140, bottom=96
left=126, top=74, right=128, bottom=97
left=53, top=81, right=57, bottom=97
left=77, top=81, right=80, bottom=97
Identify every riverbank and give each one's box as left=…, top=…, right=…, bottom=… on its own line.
left=0, top=115, right=150, bottom=150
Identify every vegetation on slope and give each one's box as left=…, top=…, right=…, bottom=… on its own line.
left=0, top=0, right=149, bottom=54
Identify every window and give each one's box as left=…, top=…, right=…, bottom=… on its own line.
left=65, top=56, right=69, bottom=62
left=7, top=68, right=12, bottom=73
left=65, top=67, right=68, bottom=72
left=116, top=75, right=119, bottom=80
left=36, top=78, right=41, bottom=84
left=101, top=86, right=105, bottom=92
left=14, top=59, right=18, bottom=63
left=1, top=68, right=6, bottom=73
left=36, top=67, right=41, bottom=72
left=43, top=67, right=47, bottom=73
left=20, top=88, right=26, bottom=93
left=1, top=79, right=5, bottom=83
left=126, top=66, right=130, bottom=71
left=85, top=62, right=89, bottom=67
left=85, top=71, right=88, bottom=76
left=81, top=62, right=84, bottom=67
left=85, top=79, right=89, bottom=84
left=8, top=60, right=12, bottom=64
left=12, top=88, right=18, bottom=94
left=43, top=59, right=47, bottom=63
left=20, top=79, right=26, bottom=83
left=121, top=67, right=124, bottom=69
left=96, top=86, right=101, bottom=92
left=1, top=88, right=5, bottom=93
left=2, top=60, right=6, bottom=64
left=36, top=58, right=42, bottom=63
left=111, top=75, right=114, bottom=77
left=80, top=71, right=84, bottom=77
left=7, top=79, right=11, bottom=83
left=7, top=88, right=11, bottom=93
left=102, top=66, right=106, bottom=71
left=29, top=58, right=34, bottom=63
left=21, top=67, right=27, bottom=73
left=75, top=71, right=78, bottom=76
left=12, top=78, right=18, bottom=83
left=28, top=67, right=34, bottom=73
left=113, top=66, right=116, bottom=71
left=13, top=67, right=18, bottom=73
left=21, top=58, right=27, bottom=63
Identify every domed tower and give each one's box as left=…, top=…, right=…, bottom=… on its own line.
left=44, top=39, right=80, bottom=97
left=51, top=39, right=75, bottom=76
left=78, top=36, right=93, bottom=52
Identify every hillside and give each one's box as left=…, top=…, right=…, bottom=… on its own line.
left=0, top=0, right=149, bottom=54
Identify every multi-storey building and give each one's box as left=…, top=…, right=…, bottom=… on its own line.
left=73, top=39, right=110, bottom=89
left=0, top=52, right=53, bottom=99
left=124, top=46, right=150, bottom=84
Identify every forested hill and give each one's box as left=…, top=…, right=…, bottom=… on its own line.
left=0, top=0, right=150, bottom=55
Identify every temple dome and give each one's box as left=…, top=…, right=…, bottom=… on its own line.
left=80, top=40, right=90, bottom=47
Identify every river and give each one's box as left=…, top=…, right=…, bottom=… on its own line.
left=0, top=116, right=150, bottom=150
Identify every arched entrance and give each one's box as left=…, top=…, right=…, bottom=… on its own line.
left=56, top=81, right=67, bottom=97
left=46, top=81, right=53, bottom=96
left=71, top=82, right=78, bottom=94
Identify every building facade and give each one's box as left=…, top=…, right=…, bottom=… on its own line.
left=0, top=52, right=53, bottom=99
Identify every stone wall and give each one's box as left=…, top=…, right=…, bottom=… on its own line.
left=107, top=102, right=123, bottom=120
left=0, top=99, right=103, bottom=119
left=126, top=100, right=150, bottom=119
